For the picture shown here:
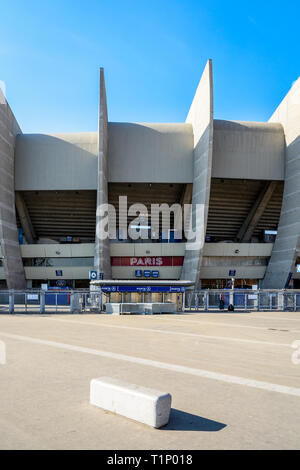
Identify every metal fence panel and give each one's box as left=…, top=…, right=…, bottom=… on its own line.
left=185, top=289, right=300, bottom=312
left=0, top=288, right=300, bottom=314
left=13, top=292, right=41, bottom=314
left=283, top=293, right=296, bottom=311
left=79, top=293, right=102, bottom=313
left=44, top=291, right=71, bottom=313
left=296, top=294, right=300, bottom=310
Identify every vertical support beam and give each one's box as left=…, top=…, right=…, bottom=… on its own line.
left=253, top=292, right=258, bottom=311
left=278, top=291, right=284, bottom=310
left=40, top=290, right=45, bottom=314
left=70, top=291, right=74, bottom=314
left=262, top=77, right=300, bottom=288
left=236, top=181, right=277, bottom=242
left=205, top=291, right=209, bottom=311
left=94, top=68, right=112, bottom=279
left=180, top=183, right=193, bottom=206
left=229, top=290, right=234, bottom=307
left=181, top=60, right=214, bottom=288
left=9, top=290, right=14, bottom=314
left=15, top=191, right=36, bottom=244
left=0, top=89, right=26, bottom=289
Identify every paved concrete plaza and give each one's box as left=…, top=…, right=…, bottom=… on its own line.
left=0, top=311, right=300, bottom=449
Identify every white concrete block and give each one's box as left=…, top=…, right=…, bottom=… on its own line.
left=105, top=302, right=177, bottom=315
left=151, top=302, right=177, bottom=314
left=90, top=377, right=171, bottom=428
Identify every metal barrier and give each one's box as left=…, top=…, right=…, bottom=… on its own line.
left=1, top=288, right=300, bottom=314
left=77, top=292, right=102, bottom=313
left=0, top=289, right=102, bottom=314
left=184, top=289, right=300, bottom=312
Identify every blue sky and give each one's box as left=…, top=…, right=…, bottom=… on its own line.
left=0, top=0, right=299, bottom=133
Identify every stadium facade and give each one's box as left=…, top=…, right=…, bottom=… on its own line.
left=0, top=60, right=300, bottom=290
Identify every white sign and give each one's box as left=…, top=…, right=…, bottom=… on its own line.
left=27, top=294, right=39, bottom=301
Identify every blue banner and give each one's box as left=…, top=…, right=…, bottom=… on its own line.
left=101, top=285, right=185, bottom=293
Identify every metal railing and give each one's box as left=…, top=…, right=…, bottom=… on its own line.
left=184, top=289, right=300, bottom=312
left=0, top=289, right=102, bottom=314
left=1, top=288, right=300, bottom=314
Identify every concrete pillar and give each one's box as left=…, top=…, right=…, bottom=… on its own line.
left=94, top=68, right=111, bottom=280
left=0, top=92, right=26, bottom=289
left=262, top=77, right=300, bottom=288
left=180, top=60, right=214, bottom=288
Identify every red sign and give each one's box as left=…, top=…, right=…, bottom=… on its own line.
left=111, top=256, right=184, bottom=267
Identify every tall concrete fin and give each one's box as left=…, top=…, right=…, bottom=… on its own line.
left=0, top=90, right=26, bottom=288
left=94, top=68, right=112, bottom=279
left=180, top=60, right=214, bottom=286
left=262, top=76, right=300, bottom=288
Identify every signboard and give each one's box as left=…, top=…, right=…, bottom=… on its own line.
left=111, top=256, right=184, bottom=267
left=229, top=270, right=236, bottom=277
left=297, top=265, right=300, bottom=273
left=55, top=270, right=63, bottom=276
left=135, top=270, right=159, bottom=278
left=56, top=280, right=66, bottom=287
left=27, top=294, right=39, bottom=301
left=89, top=270, right=98, bottom=280
left=101, top=285, right=185, bottom=293
left=132, top=257, right=164, bottom=266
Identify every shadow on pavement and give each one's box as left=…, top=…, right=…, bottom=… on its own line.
left=163, top=409, right=227, bottom=432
